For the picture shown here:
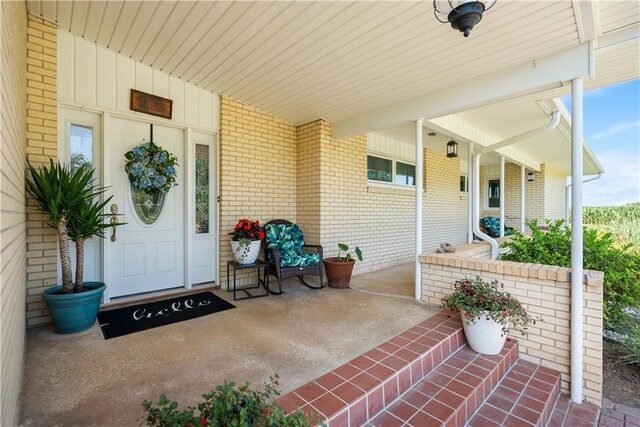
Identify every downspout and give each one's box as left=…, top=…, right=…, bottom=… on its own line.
left=520, top=165, right=526, bottom=232
left=468, top=142, right=474, bottom=243
left=565, top=173, right=602, bottom=224
left=499, top=156, right=506, bottom=237
left=415, top=118, right=424, bottom=301
left=473, top=111, right=561, bottom=259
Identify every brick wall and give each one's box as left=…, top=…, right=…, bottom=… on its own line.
left=296, top=121, right=322, bottom=244
left=221, top=115, right=471, bottom=278
left=307, top=120, right=416, bottom=274
left=219, top=97, right=298, bottom=284
left=424, top=149, right=469, bottom=252
left=480, top=163, right=562, bottom=229
left=294, top=121, right=469, bottom=275
left=421, top=250, right=604, bottom=405
left=0, top=2, right=27, bottom=424
left=24, top=16, right=57, bottom=327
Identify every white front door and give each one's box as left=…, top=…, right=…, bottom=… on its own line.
left=106, top=117, right=185, bottom=298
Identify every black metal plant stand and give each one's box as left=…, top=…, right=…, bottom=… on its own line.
left=226, top=260, right=269, bottom=301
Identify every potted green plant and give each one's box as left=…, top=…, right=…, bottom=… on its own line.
left=323, top=243, right=363, bottom=288
left=229, top=218, right=265, bottom=264
left=441, top=276, right=536, bottom=355
left=143, top=375, right=314, bottom=426
left=26, top=160, right=117, bottom=334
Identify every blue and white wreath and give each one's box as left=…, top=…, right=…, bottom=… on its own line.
left=124, top=141, right=178, bottom=194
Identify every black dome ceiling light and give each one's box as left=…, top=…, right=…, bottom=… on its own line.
left=433, top=0, right=497, bottom=37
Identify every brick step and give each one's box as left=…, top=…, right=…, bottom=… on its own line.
left=276, top=312, right=466, bottom=426
left=367, top=340, right=519, bottom=426
left=548, top=394, right=599, bottom=427
left=467, top=360, right=562, bottom=427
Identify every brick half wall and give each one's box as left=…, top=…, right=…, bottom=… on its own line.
left=420, top=249, right=604, bottom=405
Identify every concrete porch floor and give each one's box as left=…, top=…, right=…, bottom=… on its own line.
left=20, top=263, right=437, bottom=426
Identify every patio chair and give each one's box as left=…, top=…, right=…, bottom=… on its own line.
left=480, top=217, right=516, bottom=238
left=262, top=219, right=324, bottom=294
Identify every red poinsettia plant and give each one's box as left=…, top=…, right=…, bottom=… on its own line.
left=229, top=218, right=265, bottom=242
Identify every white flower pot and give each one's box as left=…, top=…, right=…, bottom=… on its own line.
left=231, top=240, right=261, bottom=264
left=461, top=310, right=508, bottom=355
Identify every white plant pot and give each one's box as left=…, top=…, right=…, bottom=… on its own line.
left=231, top=240, right=261, bottom=264
left=461, top=310, right=508, bottom=355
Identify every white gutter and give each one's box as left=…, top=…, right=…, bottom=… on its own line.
left=473, top=112, right=561, bottom=259
left=565, top=173, right=603, bottom=224
left=570, top=78, right=584, bottom=404
left=415, top=118, right=424, bottom=301
left=478, top=112, right=561, bottom=154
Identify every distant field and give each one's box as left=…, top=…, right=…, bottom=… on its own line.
left=583, top=203, right=640, bottom=247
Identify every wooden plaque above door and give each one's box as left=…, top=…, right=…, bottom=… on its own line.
left=130, top=89, right=173, bottom=120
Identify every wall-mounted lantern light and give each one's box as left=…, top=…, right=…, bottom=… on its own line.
left=433, top=0, right=497, bottom=38
left=527, top=172, right=536, bottom=182
left=447, top=140, right=459, bottom=158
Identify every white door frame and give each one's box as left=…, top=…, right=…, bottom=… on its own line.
left=58, top=102, right=219, bottom=304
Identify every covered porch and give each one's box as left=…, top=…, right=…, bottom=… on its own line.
left=20, top=265, right=426, bottom=425
left=0, top=0, right=638, bottom=426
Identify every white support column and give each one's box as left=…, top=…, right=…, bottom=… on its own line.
left=499, top=156, right=505, bottom=238
left=415, top=118, right=424, bottom=301
left=521, top=165, right=526, bottom=233
left=468, top=142, right=474, bottom=243
left=570, top=78, right=584, bottom=404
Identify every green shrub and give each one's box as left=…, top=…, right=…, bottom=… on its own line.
left=501, top=219, right=640, bottom=329
left=142, top=375, right=314, bottom=427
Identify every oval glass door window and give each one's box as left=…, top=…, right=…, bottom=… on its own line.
left=131, top=185, right=165, bottom=225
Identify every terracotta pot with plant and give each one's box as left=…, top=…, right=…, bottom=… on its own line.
left=441, top=276, right=537, bottom=355
left=26, top=160, right=119, bottom=334
left=324, top=243, right=363, bottom=288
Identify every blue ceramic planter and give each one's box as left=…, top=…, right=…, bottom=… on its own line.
left=42, top=282, right=106, bottom=334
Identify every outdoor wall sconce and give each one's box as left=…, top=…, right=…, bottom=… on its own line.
left=433, top=0, right=497, bottom=37
left=528, top=172, right=536, bottom=182
left=447, top=140, right=459, bottom=158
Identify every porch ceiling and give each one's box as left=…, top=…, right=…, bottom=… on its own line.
left=27, top=0, right=583, bottom=126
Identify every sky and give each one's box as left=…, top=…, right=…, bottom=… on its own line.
left=563, top=79, right=640, bottom=207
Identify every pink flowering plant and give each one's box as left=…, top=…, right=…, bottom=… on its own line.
left=440, top=276, right=536, bottom=336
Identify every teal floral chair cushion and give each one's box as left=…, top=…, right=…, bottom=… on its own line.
left=481, top=217, right=514, bottom=238
left=265, top=224, right=320, bottom=267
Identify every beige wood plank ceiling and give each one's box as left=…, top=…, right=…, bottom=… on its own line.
left=27, top=1, right=626, bottom=126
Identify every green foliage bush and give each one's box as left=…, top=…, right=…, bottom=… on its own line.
left=142, top=375, right=313, bottom=427
left=501, top=219, right=640, bottom=329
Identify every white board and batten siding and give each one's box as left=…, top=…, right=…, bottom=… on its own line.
left=57, top=29, right=219, bottom=291
left=57, top=30, right=220, bottom=131
left=367, top=133, right=415, bottom=163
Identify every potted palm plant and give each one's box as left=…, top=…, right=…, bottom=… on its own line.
left=323, top=243, right=363, bottom=288
left=441, top=276, right=536, bottom=355
left=27, top=160, right=116, bottom=334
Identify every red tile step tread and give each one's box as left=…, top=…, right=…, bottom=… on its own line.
left=276, top=311, right=466, bottom=426
left=549, top=394, right=600, bottom=427
left=467, top=359, right=562, bottom=427
left=368, top=339, right=519, bottom=427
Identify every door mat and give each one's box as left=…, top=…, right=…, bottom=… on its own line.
left=97, top=291, right=235, bottom=339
